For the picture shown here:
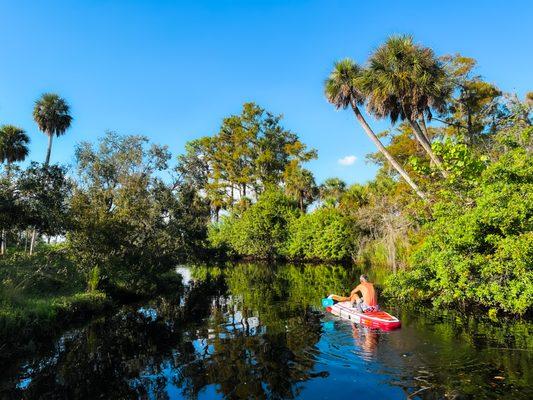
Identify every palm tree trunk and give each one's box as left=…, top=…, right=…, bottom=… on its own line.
left=408, top=119, right=449, bottom=178
left=45, top=133, right=53, bottom=166
left=418, top=117, right=431, bottom=143
left=39, top=133, right=52, bottom=252
left=350, top=102, right=427, bottom=201
left=29, top=228, right=37, bottom=256
left=1, top=162, right=11, bottom=255
left=417, top=119, right=434, bottom=168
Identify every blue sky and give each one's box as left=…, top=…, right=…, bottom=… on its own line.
left=0, top=0, right=531, bottom=184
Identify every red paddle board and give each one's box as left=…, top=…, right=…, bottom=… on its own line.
left=326, top=301, right=401, bottom=331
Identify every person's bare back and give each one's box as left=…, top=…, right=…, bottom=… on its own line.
left=354, top=281, right=377, bottom=307
left=329, top=274, right=379, bottom=312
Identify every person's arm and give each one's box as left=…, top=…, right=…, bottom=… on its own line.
left=349, top=285, right=362, bottom=303
left=351, top=284, right=362, bottom=296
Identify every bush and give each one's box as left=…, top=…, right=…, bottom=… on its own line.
left=385, top=148, right=533, bottom=315
left=286, top=208, right=356, bottom=261
left=208, top=189, right=299, bottom=258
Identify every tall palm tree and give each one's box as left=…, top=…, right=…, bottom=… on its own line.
left=30, top=93, right=71, bottom=255
left=324, top=59, right=427, bottom=201
left=361, top=35, right=450, bottom=178
left=0, top=125, right=29, bottom=255
left=33, top=93, right=72, bottom=165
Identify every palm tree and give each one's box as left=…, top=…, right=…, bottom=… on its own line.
left=324, top=59, right=427, bottom=201
left=319, top=178, right=346, bottom=207
left=0, top=125, right=30, bottom=254
left=283, top=165, right=318, bottom=212
left=30, top=93, right=71, bottom=255
left=361, top=35, right=450, bottom=178
left=33, top=93, right=72, bottom=165
left=0, top=125, right=30, bottom=177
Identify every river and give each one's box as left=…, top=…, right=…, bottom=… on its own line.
left=2, top=263, right=532, bottom=399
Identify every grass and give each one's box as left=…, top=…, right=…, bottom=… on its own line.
left=0, top=244, right=182, bottom=360
left=0, top=245, right=112, bottom=359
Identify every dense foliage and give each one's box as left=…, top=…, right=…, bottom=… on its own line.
left=209, top=189, right=300, bottom=258
left=176, top=102, right=317, bottom=218
left=67, top=132, right=210, bottom=293
left=286, top=208, right=356, bottom=261
left=386, top=145, right=532, bottom=315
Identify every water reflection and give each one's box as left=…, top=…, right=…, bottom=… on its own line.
left=1, top=262, right=532, bottom=399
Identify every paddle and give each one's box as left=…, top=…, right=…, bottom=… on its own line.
left=321, top=297, right=334, bottom=307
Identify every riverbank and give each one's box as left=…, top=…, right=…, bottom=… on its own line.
left=0, top=246, right=183, bottom=362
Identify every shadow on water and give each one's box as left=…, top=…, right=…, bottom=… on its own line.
left=1, top=262, right=532, bottom=399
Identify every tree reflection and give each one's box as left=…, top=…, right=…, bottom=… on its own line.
left=3, top=263, right=532, bottom=399
left=175, top=263, right=330, bottom=399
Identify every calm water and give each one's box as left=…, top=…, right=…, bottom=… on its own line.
left=2, top=263, right=532, bottom=399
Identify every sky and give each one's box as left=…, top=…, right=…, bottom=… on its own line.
left=0, top=0, right=531, bottom=184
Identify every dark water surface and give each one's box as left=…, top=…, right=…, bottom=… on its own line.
left=2, top=263, right=532, bottom=399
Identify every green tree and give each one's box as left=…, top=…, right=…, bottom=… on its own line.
left=18, top=163, right=72, bottom=255
left=177, top=103, right=317, bottom=217
left=362, top=35, right=450, bottom=177
left=283, top=163, right=318, bottom=211
left=287, top=207, right=356, bottom=261
left=386, top=144, right=533, bottom=315
left=319, top=177, right=347, bottom=207
left=325, top=58, right=427, bottom=200
left=0, top=125, right=30, bottom=178
left=209, top=189, right=299, bottom=258
left=440, top=55, right=504, bottom=147
left=0, top=125, right=30, bottom=254
left=33, top=93, right=72, bottom=165
left=69, top=132, right=206, bottom=292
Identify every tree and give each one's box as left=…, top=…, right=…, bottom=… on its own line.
left=439, top=55, right=504, bottom=147
left=18, top=163, right=72, bottom=254
left=69, top=132, right=207, bottom=292
left=0, top=125, right=29, bottom=254
left=176, top=102, right=317, bottom=215
left=209, top=189, right=299, bottom=258
left=362, top=35, right=450, bottom=177
left=319, top=177, right=347, bottom=207
left=324, top=58, right=427, bottom=200
left=0, top=125, right=30, bottom=177
left=33, top=93, right=72, bottom=165
left=386, top=145, right=533, bottom=315
left=283, top=164, right=318, bottom=212
left=286, top=207, right=356, bottom=261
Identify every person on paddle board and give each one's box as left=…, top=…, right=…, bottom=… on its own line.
left=328, top=274, right=379, bottom=313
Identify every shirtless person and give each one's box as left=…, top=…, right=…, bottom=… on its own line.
left=329, top=274, right=379, bottom=313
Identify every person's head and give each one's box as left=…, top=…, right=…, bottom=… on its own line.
left=360, top=274, right=369, bottom=283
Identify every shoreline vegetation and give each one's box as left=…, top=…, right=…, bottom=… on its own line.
left=1, top=35, right=532, bottom=353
